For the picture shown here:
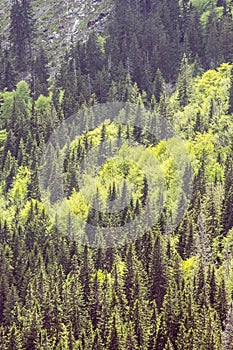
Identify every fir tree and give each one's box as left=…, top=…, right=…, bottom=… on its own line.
left=228, top=67, right=233, bottom=115
left=9, top=0, right=34, bottom=73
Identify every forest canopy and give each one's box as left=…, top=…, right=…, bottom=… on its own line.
left=0, top=0, right=233, bottom=349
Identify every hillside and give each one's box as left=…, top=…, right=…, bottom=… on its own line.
left=0, top=0, right=233, bottom=349
left=0, top=0, right=111, bottom=73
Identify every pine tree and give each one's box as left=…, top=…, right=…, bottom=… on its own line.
left=219, top=12, right=233, bottom=63
left=23, top=304, right=43, bottom=350
left=163, top=338, right=175, bottom=350
left=209, top=267, right=217, bottom=308
left=123, top=244, right=136, bottom=307
left=205, top=8, right=220, bottom=69
left=147, top=300, right=158, bottom=349
left=124, top=321, right=138, bottom=350
left=90, top=273, right=101, bottom=330
left=152, top=68, right=164, bottom=103
left=176, top=323, right=194, bottom=350
left=79, top=245, right=92, bottom=304
left=0, top=273, right=9, bottom=324
left=0, top=326, right=7, bottom=350
left=222, top=154, right=233, bottom=234
left=223, top=301, right=233, bottom=350
left=31, top=47, right=49, bottom=100
left=107, top=315, right=120, bottom=350
left=1, top=49, right=16, bottom=91
left=177, top=54, right=192, bottom=108
left=3, top=285, right=19, bottom=326
left=56, top=324, right=69, bottom=350
left=149, top=234, right=167, bottom=310
left=6, top=322, right=22, bottom=350
left=187, top=8, right=204, bottom=61
left=195, top=258, right=207, bottom=308
left=161, top=279, right=181, bottom=345
left=92, top=329, right=103, bottom=350
left=132, top=299, right=145, bottom=348
left=216, top=277, right=228, bottom=327
left=228, top=67, right=233, bottom=115
left=9, top=0, right=34, bottom=73
left=157, top=0, right=181, bottom=81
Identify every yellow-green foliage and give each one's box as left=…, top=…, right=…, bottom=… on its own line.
left=0, top=81, right=32, bottom=125
left=0, top=90, right=15, bottom=124
left=9, top=166, right=31, bottom=204
left=34, top=94, right=51, bottom=111
left=174, top=63, right=232, bottom=135
left=20, top=199, right=45, bottom=222
left=66, top=120, right=189, bottom=224
left=0, top=129, right=7, bottom=143
left=180, top=257, right=197, bottom=279
left=96, top=35, right=109, bottom=54
left=222, top=229, right=233, bottom=291
left=187, top=132, right=224, bottom=182
left=194, top=64, right=231, bottom=106
left=0, top=129, right=7, bottom=152
left=67, top=190, right=89, bottom=220
left=64, top=64, right=233, bottom=231
left=174, top=63, right=232, bottom=184
left=191, top=0, right=233, bottom=23
left=200, top=7, right=225, bottom=26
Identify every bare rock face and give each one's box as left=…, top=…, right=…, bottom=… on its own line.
left=0, top=0, right=111, bottom=72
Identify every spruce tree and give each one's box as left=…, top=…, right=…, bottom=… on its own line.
left=223, top=301, right=233, bottom=350
left=107, top=315, right=120, bottom=350
left=6, top=322, right=22, bottom=350
left=9, top=0, right=34, bottom=73
left=205, top=9, right=220, bottom=69
left=31, top=47, right=49, bottom=100
left=177, top=54, right=192, bottom=108
left=149, top=234, right=167, bottom=310
left=152, top=68, right=164, bottom=103
left=228, top=67, right=233, bottom=115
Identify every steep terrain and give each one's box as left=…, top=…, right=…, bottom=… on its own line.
left=0, top=0, right=233, bottom=348
left=0, top=0, right=111, bottom=70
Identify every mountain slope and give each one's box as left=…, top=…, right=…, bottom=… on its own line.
left=0, top=0, right=111, bottom=69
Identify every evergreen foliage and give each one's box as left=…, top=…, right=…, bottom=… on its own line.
left=0, top=0, right=233, bottom=349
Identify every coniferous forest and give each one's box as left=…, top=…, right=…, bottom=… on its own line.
left=1, top=0, right=233, bottom=349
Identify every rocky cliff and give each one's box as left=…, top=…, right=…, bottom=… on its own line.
left=0, top=0, right=111, bottom=72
